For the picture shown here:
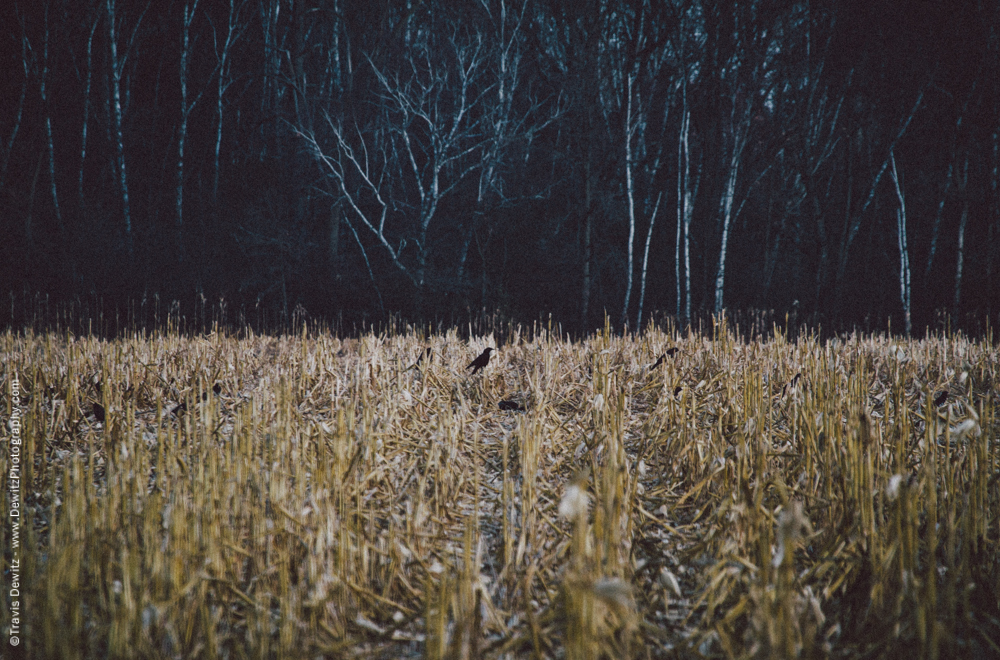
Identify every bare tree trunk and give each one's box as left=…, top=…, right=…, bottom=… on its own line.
left=213, top=0, right=240, bottom=207
left=836, top=87, right=924, bottom=296
left=680, top=108, right=698, bottom=327
left=259, top=0, right=280, bottom=156
left=343, top=216, right=384, bottom=317
left=328, top=201, right=340, bottom=270
left=889, top=151, right=911, bottom=335
left=621, top=74, right=637, bottom=328
left=676, top=107, right=684, bottom=321
left=924, top=161, right=953, bottom=280
left=762, top=194, right=786, bottom=304
left=79, top=15, right=99, bottom=211
left=636, top=191, right=662, bottom=331
left=457, top=220, right=474, bottom=285
left=40, top=3, right=64, bottom=236
left=713, top=141, right=742, bottom=315
left=953, top=154, right=970, bottom=318
left=1, top=31, right=29, bottom=194
left=107, top=0, right=133, bottom=257
left=177, top=0, right=199, bottom=262
left=291, top=0, right=309, bottom=229
left=26, top=153, right=43, bottom=245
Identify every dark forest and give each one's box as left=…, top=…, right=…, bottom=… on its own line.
left=2, top=0, right=998, bottom=335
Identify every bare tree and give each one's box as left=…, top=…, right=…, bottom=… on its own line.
left=18, top=4, right=66, bottom=238
left=78, top=11, right=100, bottom=211
left=106, top=0, right=147, bottom=257
left=835, top=86, right=925, bottom=297
left=676, top=89, right=700, bottom=327
left=889, top=151, right=911, bottom=335
left=301, top=30, right=493, bottom=293
left=953, top=151, right=970, bottom=318
left=301, top=17, right=554, bottom=304
left=636, top=191, right=662, bottom=330
left=2, top=13, right=30, bottom=195
left=211, top=0, right=245, bottom=207
left=622, top=71, right=638, bottom=327
left=176, top=0, right=201, bottom=261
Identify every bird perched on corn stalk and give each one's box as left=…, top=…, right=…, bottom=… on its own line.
left=467, top=347, right=494, bottom=375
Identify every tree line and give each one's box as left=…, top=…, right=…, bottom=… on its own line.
left=2, top=0, right=998, bottom=335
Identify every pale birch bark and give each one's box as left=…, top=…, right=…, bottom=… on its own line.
left=953, top=154, right=970, bottom=318
left=621, top=73, right=637, bottom=328
left=889, top=151, right=911, bottom=335
left=176, top=0, right=200, bottom=261
left=636, top=191, right=662, bottom=330
left=107, top=0, right=133, bottom=256
left=79, top=15, right=99, bottom=209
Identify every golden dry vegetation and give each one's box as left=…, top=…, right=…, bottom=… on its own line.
left=3, top=320, right=999, bottom=659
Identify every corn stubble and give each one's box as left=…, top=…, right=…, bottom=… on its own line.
left=3, top=320, right=999, bottom=658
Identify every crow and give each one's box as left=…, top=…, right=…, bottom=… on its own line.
left=782, top=373, right=802, bottom=397
left=213, top=383, right=222, bottom=395
left=652, top=347, right=680, bottom=368
left=499, top=399, right=525, bottom=412
left=406, top=347, right=433, bottom=371
left=467, top=347, right=495, bottom=375
left=934, top=390, right=948, bottom=407
left=93, top=402, right=106, bottom=423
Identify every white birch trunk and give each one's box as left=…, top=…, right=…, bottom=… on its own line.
left=682, top=110, right=696, bottom=327
left=954, top=155, right=969, bottom=317
left=177, top=0, right=198, bottom=261
left=107, top=0, right=133, bottom=256
left=40, top=5, right=63, bottom=233
left=636, top=191, right=662, bottom=330
left=713, top=147, right=740, bottom=316
left=890, top=152, right=911, bottom=335
left=621, top=74, right=637, bottom=328
left=213, top=0, right=237, bottom=206
left=80, top=16, right=98, bottom=209
left=676, top=106, right=685, bottom=320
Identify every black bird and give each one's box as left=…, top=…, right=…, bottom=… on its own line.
left=934, top=390, right=948, bottom=407
left=93, top=402, right=106, bottom=423
left=171, top=402, right=187, bottom=416
left=213, top=383, right=222, bottom=395
left=499, top=400, right=525, bottom=412
left=674, top=385, right=682, bottom=399
left=652, top=347, right=680, bottom=368
left=782, top=373, right=802, bottom=397
left=467, top=347, right=495, bottom=375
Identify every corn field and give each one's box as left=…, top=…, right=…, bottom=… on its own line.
left=2, top=319, right=999, bottom=658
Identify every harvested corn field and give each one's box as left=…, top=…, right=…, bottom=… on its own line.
left=3, top=322, right=1000, bottom=658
